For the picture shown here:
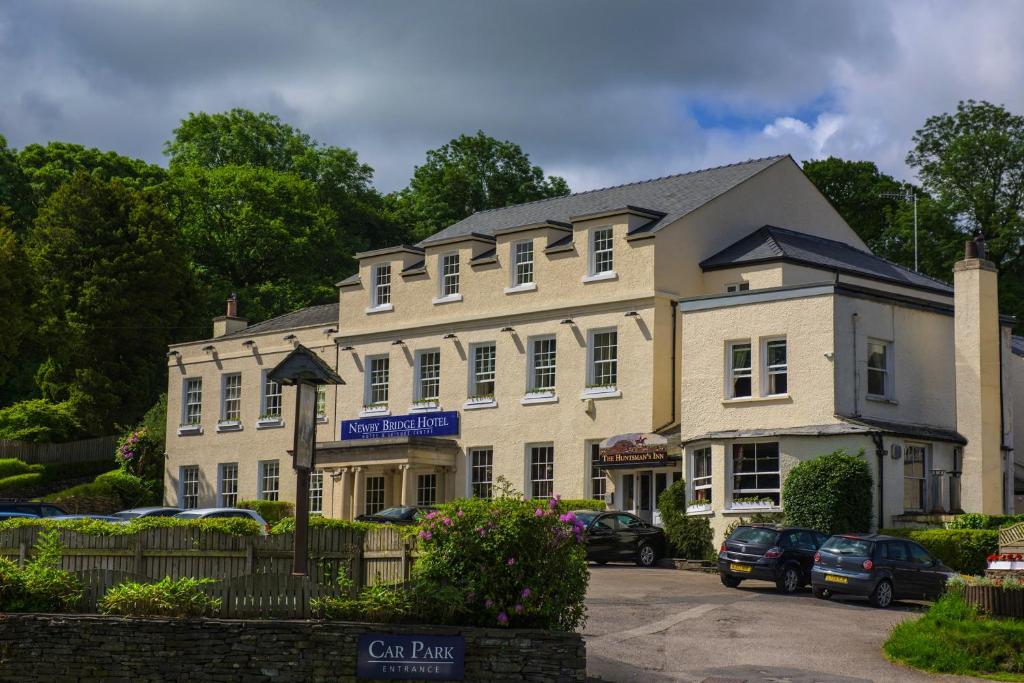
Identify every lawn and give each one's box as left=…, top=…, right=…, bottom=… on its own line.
left=885, top=592, right=1024, bottom=681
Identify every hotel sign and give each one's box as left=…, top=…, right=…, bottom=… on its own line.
left=356, top=634, right=464, bottom=680
left=599, top=433, right=669, bottom=468
left=341, top=411, right=460, bottom=441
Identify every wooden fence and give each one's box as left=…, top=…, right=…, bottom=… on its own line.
left=0, top=436, right=118, bottom=465
left=0, top=525, right=416, bottom=616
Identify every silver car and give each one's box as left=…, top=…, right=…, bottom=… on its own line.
left=113, top=506, right=183, bottom=520
left=173, top=508, right=270, bottom=535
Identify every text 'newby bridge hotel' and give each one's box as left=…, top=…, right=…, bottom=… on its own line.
left=164, top=154, right=1024, bottom=541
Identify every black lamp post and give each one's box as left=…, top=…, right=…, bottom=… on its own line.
left=268, top=344, right=344, bottom=576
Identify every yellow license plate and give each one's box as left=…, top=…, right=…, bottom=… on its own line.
left=730, top=563, right=752, bottom=573
left=825, top=574, right=849, bottom=584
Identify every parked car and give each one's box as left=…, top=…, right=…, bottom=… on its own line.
left=718, top=524, right=828, bottom=593
left=575, top=510, right=667, bottom=568
left=811, top=533, right=956, bottom=608
left=356, top=506, right=435, bottom=525
left=0, top=500, right=68, bottom=517
left=0, top=511, right=37, bottom=520
left=51, top=514, right=126, bottom=523
left=113, top=506, right=183, bottom=520
left=173, top=508, right=271, bottom=535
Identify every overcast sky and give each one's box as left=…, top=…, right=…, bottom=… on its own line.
left=2, top=1, right=1023, bottom=193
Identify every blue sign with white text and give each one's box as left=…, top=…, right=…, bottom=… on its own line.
left=356, top=634, right=465, bottom=680
left=341, top=411, right=460, bottom=440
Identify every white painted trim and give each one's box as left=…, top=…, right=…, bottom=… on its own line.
left=431, top=294, right=463, bottom=305
left=215, top=420, right=242, bottom=433
left=463, top=398, right=497, bottom=410
left=521, top=392, right=558, bottom=405
left=359, top=406, right=390, bottom=418
left=503, top=282, right=537, bottom=295
left=581, top=271, right=618, bottom=284
left=177, top=424, right=203, bottom=436
left=256, top=417, right=285, bottom=429
left=365, top=303, right=394, bottom=314
left=579, top=388, right=621, bottom=400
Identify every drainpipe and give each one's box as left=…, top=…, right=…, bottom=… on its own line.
left=653, top=300, right=678, bottom=433
left=852, top=313, right=860, bottom=417
left=999, top=324, right=1010, bottom=513
left=871, top=432, right=885, bottom=531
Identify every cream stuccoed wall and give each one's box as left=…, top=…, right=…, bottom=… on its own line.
left=164, top=325, right=339, bottom=508
left=335, top=303, right=658, bottom=501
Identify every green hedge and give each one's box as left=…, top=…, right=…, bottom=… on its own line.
left=0, top=458, right=37, bottom=479
left=238, top=499, right=294, bottom=523
left=880, top=528, right=998, bottom=575
left=658, top=480, right=713, bottom=560
left=945, top=513, right=1024, bottom=530
left=270, top=516, right=380, bottom=534
left=0, top=471, right=45, bottom=494
left=0, top=516, right=264, bottom=536
left=43, top=469, right=159, bottom=514
left=782, top=449, right=873, bottom=535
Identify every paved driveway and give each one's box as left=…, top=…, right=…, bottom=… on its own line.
left=584, top=564, right=981, bottom=683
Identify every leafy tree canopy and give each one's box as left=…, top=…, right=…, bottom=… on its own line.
left=0, top=135, right=33, bottom=231
left=25, top=173, right=194, bottom=434
left=0, top=209, right=33, bottom=389
left=390, top=131, right=570, bottom=240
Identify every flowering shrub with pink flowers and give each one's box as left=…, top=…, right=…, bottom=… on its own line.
left=412, top=494, right=589, bottom=631
left=115, top=427, right=163, bottom=480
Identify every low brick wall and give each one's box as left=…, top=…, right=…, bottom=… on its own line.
left=0, top=614, right=585, bottom=682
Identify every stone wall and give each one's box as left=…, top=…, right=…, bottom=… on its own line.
left=0, top=614, right=585, bottom=683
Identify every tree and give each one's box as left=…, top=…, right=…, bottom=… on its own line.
left=25, top=173, right=194, bottom=433
left=391, top=131, right=570, bottom=240
left=0, top=135, right=33, bottom=231
left=165, top=109, right=405, bottom=322
left=0, top=209, right=34, bottom=390
left=657, top=479, right=714, bottom=560
left=907, top=100, right=1024, bottom=330
left=803, top=157, right=962, bottom=281
left=782, top=449, right=873, bottom=535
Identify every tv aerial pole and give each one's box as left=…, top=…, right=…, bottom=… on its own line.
left=881, top=188, right=918, bottom=272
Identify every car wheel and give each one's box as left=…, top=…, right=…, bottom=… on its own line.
left=870, top=580, right=894, bottom=608
left=720, top=574, right=742, bottom=588
left=776, top=565, right=801, bottom=594
left=636, top=542, right=657, bottom=567
left=812, top=586, right=831, bottom=600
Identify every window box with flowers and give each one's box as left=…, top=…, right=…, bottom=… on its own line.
left=580, top=383, right=620, bottom=400
left=359, top=402, right=389, bottom=417
left=216, top=419, right=242, bottom=432
left=256, top=413, right=284, bottom=429
left=177, top=420, right=202, bottom=436
left=464, top=393, right=497, bottom=410
left=686, top=499, right=712, bottom=514
left=730, top=497, right=775, bottom=511
left=409, top=398, right=441, bottom=413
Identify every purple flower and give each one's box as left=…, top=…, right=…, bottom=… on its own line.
left=485, top=599, right=494, bottom=608
left=506, top=557, right=515, bottom=566
left=547, top=497, right=558, bottom=509
left=514, top=604, right=523, bottom=613
left=426, top=511, right=437, bottom=519
left=456, top=510, right=464, bottom=517
left=520, top=588, right=532, bottom=599
left=497, top=612, right=508, bottom=624
left=534, top=508, right=544, bottom=517
left=443, top=517, right=453, bottom=526
left=418, top=530, right=433, bottom=540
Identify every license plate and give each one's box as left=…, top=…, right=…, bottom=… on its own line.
left=730, top=563, right=752, bottom=573
left=825, top=574, right=849, bottom=584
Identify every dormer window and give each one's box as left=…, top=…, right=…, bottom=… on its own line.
left=372, top=264, right=391, bottom=307
left=591, top=228, right=614, bottom=274
left=441, top=253, right=460, bottom=296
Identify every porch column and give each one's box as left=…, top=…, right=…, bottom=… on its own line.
left=332, top=468, right=350, bottom=520
left=351, top=467, right=365, bottom=519
left=445, top=466, right=458, bottom=502
left=400, top=464, right=414, bottom=506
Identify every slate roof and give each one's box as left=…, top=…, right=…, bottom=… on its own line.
left=418, top=155, right=789, bottom=246
left=220, top=302, right=339, bottom=340
left=683, top=417, right=966, bottom=445
left=701, top=225, right=953, bottom=295
left=838, top=415, right=967, bottom=445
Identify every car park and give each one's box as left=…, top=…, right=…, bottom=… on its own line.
left=0, top=500, right=68, bottom=517
left=173, top=508, right=271, bottom=534
left=811, top=533, right=955, bottom=608
left=0, top=511, right=37, bottom=520
left=356, top=505, right=435, bottom=525
left=718, top=524, right=828, bottom=593
left=113, top=506, right=183, bottom=520
left=575, top=510, right=667, bottom=568
left=51, top=514, right=126, bottom=523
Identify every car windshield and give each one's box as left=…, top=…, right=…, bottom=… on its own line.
left=114, top=511, right=142, bottom=519
left=574, top=512, right=599, bottom=527
left=174, top=512, right=203, bottom=519
left=374, top=507, right=413, bottom=519
left=729, top=527, right=778, bottom=545
left=821, top=536, right=873, bottom=556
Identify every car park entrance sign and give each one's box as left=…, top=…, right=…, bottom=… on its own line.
left=599, top=433, right=669, bottom=467
left=341, top=411, right=459, bottom=440
left=356, top=634, right=464, bottom=680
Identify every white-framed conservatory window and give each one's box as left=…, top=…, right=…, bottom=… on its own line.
left=221, top=373, right=242, bottom=422
left=470, top=448, right=493, bottom=498
left=440, top=253, right=460, bottom=297
left=763, top=338, right=788, bottom=396
left=728, top=341, right=752, bottom=398
left=690, top=447, right=712, bottom=504
left=590, top=227, right=614, bottom=274
left=469, top=343, right=496, bottom=398
left=218, top=463, right=238, bottom=507
left=180, top=466, right=199, bottom=509
left=372, top=263, right=392, bottom=307
left=261, top=373, right=282, bottom=419
left=365, top=356, right=390, bottom=407
left=309, top=470, right=323, bottom=515
left=528, top=336, right=557, bottom=393
left=415, top=350, right=441, bottom=402
left=867, top=339, right=891, bottom=398
left=183, top=378, right=202, bottom=425
left=588, top=329, right=618, bottom=388
left=259, top=460, right=280, bottom=501
left=529, top=444, right=555, bottom=499
left=513, top=240, right=534, bottom=286
left=731, top=442, right=780, bottom=505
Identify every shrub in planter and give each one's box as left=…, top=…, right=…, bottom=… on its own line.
left=239, top=499, right=294, bottom=523
left=880, top=528, right=997, bottom=575
left=412, top=495, right=588, bottom=630
left=782, top=449, right=872, bottom=535
left=657, top=480, right=713, bottom=560
left=99, top=577, right=221, bottom=617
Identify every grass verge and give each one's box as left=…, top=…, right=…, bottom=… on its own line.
left=884, top=592, right=1024, bottom=681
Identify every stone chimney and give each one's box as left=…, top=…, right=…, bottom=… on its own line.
left=212, top=293, right=248, bottom=338
left=954, top=235, right=1003, bottom=514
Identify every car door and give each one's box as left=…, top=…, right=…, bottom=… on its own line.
left=907, top=542, right=944, bottom=598
left=794, top=531, right=821, bottom=580
left=613, top=514, right=642, bottom=558
left=881, top=541, right=918, bottom=598
left=587, top=514, right=618, bottom=560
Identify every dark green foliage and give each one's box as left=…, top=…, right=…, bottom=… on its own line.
left=238, top=499, right=294, bottom=523
left=657, top=479, right=713, bottom=560
left=0, top=516, right=263, bottom=536
left=0, top=471, right=45, bottom=495
left=884, top=592, right=1024, bottom=677
left=0, top=530, right=82, bottom=613
left=43, top=469, right=160, bottom=514
left=0, top=214, right=34, bottom=391
left=99, top=577, right=221, bottom=617
left=0, top=457, right=38, bottom=479
left=556, top=498, right=606, bottom=512
left=139, top=394, right=167, bottom=454
left=0, top=135, right=34, bottom=231
left=0, top=399, right=84, bottom=442
left=946, top=513, right=1024, bottom=530
left=782, top=449, right=873, bottom=535
left=0, top=457, right=114, bottom=498
left=879, top=528, right=997, bottom=575
left=270, top=516, right=379, bottom=534
left=389, top=131, right=570, bottom=240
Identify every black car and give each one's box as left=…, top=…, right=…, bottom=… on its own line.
left=0, top=500, right=67, bottom=517
left=811, top=533, right=955, bottom=608
left=575, top=510, right=666, bottom=568
left=718, top=524, right=828, bottom=593
left=357, top=506, right=435, bottom=525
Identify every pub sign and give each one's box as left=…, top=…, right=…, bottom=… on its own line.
left=598, top=433, right=669, bottom=468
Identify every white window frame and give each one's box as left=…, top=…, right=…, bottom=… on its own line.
left=435, top=252, right=461, bottom=302
left=867, top=339, right=892, bottom=399
left=417, top=473, right=437, bottom=506
left=369, top=263, right=392, bottom=311
left=585, top=328, right=619, bottom=395
left=527, top=444, right=555, bottom=499
left=512, top=239, right=534, bottom=287
left=309, top=470, right=324, bottom=515
left=363, top=355, right=390, bottom=412
left=315, top=384, right=328, bottom=422
left=182, top=377, right=203, bottom=427
left=217, top=463, right=238, bottom=507
left=258, top=371, right=283, bottom=426
left=469, top=447, right=493, bottom=498
left=730, top=441, right=781, bottom=506
left=762, top=337, right=788, bottom=396
left=180, top=465, right=200, bottom=509
left=365, top=475, right=385, bottom=515
left=726, top=282, right=750, bottom=293
left=903, top=442, right=928, bottom=513
left=259, top=460, right=280, bottom=501
left=588, top=226, right=615, bottom=277
left=727, top=341, right=753, bottom=399
left=589, top=441, right=607, bottom=502
left=689, top=447, right=712, bottom=506
left=525, top=335, right=557, bottom=398
left=219, top=373, right=242, bottom=428
left=413, top=349, right=441, bottom=407
left=467, top=343, right=496, bottom=405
